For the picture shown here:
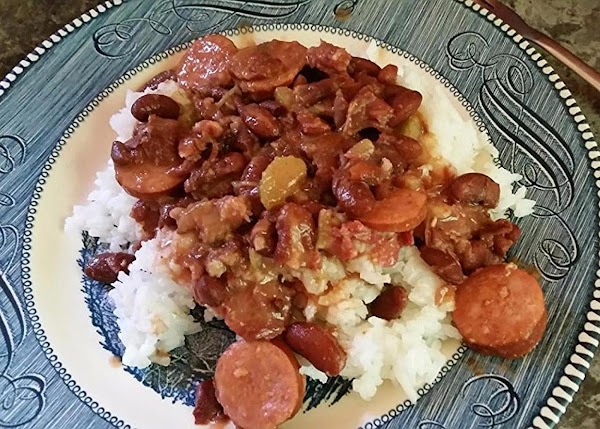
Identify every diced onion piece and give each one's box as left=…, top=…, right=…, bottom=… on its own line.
left=259, top=156, right=307, bottom=210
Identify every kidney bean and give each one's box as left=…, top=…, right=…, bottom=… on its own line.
left=84, top=253, right=135, bottom=283
left=131, top=94, right=180, bottom=122
left=111, top=141, right=134, bottom=166
left=241, top=149, right=275, bottom=183
left=419, top=246, right=465, bottom=284
left=193, top=379, right=225, bottom=425
left=449, top=173, right=500, bottom=208
left=388, top=87, right=423, bottom=126
left=259, top=100, right=287, bottom=117
left=368, top=286, right=408, bottom=320
left=239, top=104, right=281, bottom=140
left=284, top=322, right=346, bottom=376
left=332, top=173, right=376, bottom=218
left=193, top=274, right=228, bottom=308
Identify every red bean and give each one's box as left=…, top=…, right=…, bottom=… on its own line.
left=284, top=322, right=346, bottom=376
left=239, top=104, right=281, bottom=139
left=332, top=173, right=376, bottom=218
left=419, top=246, right=465, bottom=284
left=368, top=286, right=408, bottom=320
left=131, top=94, right=180, bottom=122
left=84, top=253, right=135, bottom=283
left=192, top=275, right=228, bottom=308
left=193, top=379, right=225, bottom=425
left=449, top=173, right=500, bottom=208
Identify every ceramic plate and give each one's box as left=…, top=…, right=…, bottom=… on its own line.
left=0, top=1, right=598, bottom=428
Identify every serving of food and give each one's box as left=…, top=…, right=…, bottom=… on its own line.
left=63, top=33, right=546, bottom=429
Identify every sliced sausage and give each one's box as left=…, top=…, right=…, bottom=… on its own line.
left=177, top=35, right=238, bottom=92
left=368, top=286, right=408, bottom=320
left=449, top=173, right=500, bottom=208
left=113, top=116, right=185, bottom=199
left=84, top=252, right=135, bottom=283
left=223, top=280, right=294, bottom=340
left=229, top=40, right=307, bottom=95
left=453, top=264, right=547, bottom=358
left=358, top=188, right=427, bottom=232
left=215, top=340, right=305, bottom=429
left=284, top=322, right=346, bottom=376
left=193, top=379, right=225, bottom=425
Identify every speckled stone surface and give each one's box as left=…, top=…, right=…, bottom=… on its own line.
left=0, top=1, right=598, bottom=428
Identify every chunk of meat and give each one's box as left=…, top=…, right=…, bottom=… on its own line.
left=358, top=188, right=427, bottom=232
left=215, top=340, right=305, bottom=429
left=300, top=133, right=350, bottom=185
left=368, top=286, right=408, bottom=320
left=274, top=203, right=320, bottom=270
left=425, top=201, right=520, bottom=273
left=249, top=216, right=277, bottom=257
left=284, top=322, right=346, bottom=376
left=293, top=78, right=340, bottom=106
left=224, top=280, right=294, bottom=340
left=172, top=196, right=251, bottom=244
left=449, top=173, right=500, bottom=208
left=342, top=87, right=395, bottom=135
left=184, top=152, right=247, bottom=199
left=193, top=379, right=226, bottom=425
left=239, top=103, right=281, bottom=139
left=419, top=246, right=465, bottom=284
left=112, top=116, right=185, bottom=199
left=84, top=253, right=135, bottom=283
left=453, top=264, right=547, bottom=358
left=348, top=57, right=381, bottom=77
left=296, top=110, right=331, bottom=135
left=177, top=35, right=238, bottom=92
left=306, top=41, right=352, bottom=75
left=229, top=40, right=307, bottom=95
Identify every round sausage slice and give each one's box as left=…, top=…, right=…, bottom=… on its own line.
left=358, top=188, right=427, bottom=232
left=215, top=340, right=305, bottom=429
left=229, top=40, right=307, bottom=95
left=453, top=264, right=546, bottom=358
left=177, top=35, right=238, bottom=91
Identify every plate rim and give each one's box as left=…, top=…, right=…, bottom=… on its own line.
left=3, top=1, right=600, bottom=428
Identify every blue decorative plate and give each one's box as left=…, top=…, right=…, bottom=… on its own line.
left=0, top=1, right=598, bottom=428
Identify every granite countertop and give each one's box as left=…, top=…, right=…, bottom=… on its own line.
left=0, top=0, right=599, bottom=428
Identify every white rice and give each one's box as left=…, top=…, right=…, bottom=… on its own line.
left=64, top=161, right=142, bottom=252
left=109, top=238, right=200, bottom=368
left=66, top=61, right=534, bottom=402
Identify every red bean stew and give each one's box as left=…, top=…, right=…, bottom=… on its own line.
left=84, top=35, right=547, bottom=429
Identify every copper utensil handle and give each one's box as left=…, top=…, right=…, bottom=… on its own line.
left=532, top=31, right=600, bottom=93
